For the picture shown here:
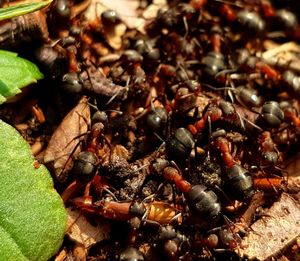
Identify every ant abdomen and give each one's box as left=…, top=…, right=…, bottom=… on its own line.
left=226, top=164, right=254, bottom=200
left=185, top=184, right=221, bottom=221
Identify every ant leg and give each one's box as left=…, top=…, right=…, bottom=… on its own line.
left=61, top=180, right=84, bottom=203
left=213, top=185, right=237, bottom=211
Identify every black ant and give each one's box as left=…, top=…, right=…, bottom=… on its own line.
left=211, top=131, right=255, bottom=201
left=157, top=225, right=191, bottom=260
left=187, top=99, right=249, bottom=136
left=258, top=131, right=281, bottom=167
left=162, top=165, right=221, bottom=222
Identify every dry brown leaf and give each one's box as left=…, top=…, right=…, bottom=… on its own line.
left=44, top=97, right=90, bottom=182
left=143, top=0, right=167, bottom=20
left=54, top=248, right=68, bottom=261
left=98, top=0, right=142, bottom=29
left=72, top=243, right=87, bottom=261
left=237, top=193, right=300, bottom=260
left=104, top=23, right=127, bottom=50
left=86, top=1, right=128, bottom=50
left=84, top=0, right=146, bottom=33
left=262, top=41, right=300, bottom=73
left=70, top=0, right=92, bottom=18
left=67, top=207, right=110, bottom=249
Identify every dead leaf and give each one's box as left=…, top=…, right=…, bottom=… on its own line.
left=70, top=0, right=92, bottom=18
left=104, top=22, right=127, bottom=50
left=44, top=97, right=90, bottom=182
left=237, top=193, right=300, bottom=260
left=262, top=41, right=300, bottom=73
left=84, top=0, right=146, bottom=33
left=143, top=0, right=167, bottom=20
left=85, top=0, right=128, bottom=49
left=72, top=243, right=87, bottom=261
left=67, top=207, right=110, bottom=248
left=54, top=248, right=68, bottom=261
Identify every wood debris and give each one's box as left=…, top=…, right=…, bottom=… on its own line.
left=237, top=193, right=300, bottom=260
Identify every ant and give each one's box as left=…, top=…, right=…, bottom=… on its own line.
left=211, top=130, right=284, bottom=196
left=72, top=195, right=183, bottom=225
left=157, top=225, right=191, bottom=260
left=200, top=25, right=227, bottom=82
left=60, top=100, right=119, bottom=202
left=258, top=131, right=281, bottom=167
left=196, top=227, right=239, bottom=252
left=192, top=220, right=243, bottom=259
left=252, top=177, right=286, bottom=192
left=165, top=80, right=203, bottom=115
left=134, top=98, right=196, bottom=162
left=282, top=105, right=300, bottom=131
left=34, top=44, right=67, bottom=79
left=254, top=0, right=299, bottom=38
left=211, top=131, right=255, bottom=201
left=192, top=1, right=266, bottom=37
left=101, top=9, right=122, bottom=27
left=282, top=70, right=300, bottom=98
left=145, top=106, right=168, bottom=135
left=230, top=49, right=300, bottom=99
left=187, top=99, right=247, bottom=136
left=162, top=165, right=221, bottom=222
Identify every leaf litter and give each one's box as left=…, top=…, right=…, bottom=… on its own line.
left=44, top=96, right=90, bottom=182
left=66, top=207, right=110, bottom=249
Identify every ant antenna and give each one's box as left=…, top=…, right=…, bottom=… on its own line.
left=202, top=83, right=234, bottom=92
left=207, top=115, right=212, bottom=140
left=214, top=0, right=243, bottom=8
left=177, top=62, right=190, bottom=80
left=183, top=16, right=189, bottom=38
left=153, top=132, right=166, bottom=144
left=89, top=101, right=124, bottom=117
left=105, top=76, right=131, bottom=107
left=215, top=68, right=237, bottom=79
left=103, top=187, right=119, bottom=202
left=214, top=185, right=235, bottom=208
left=235, top=110, right=246, bottom=130
left=239, top=113, right=263, bottom=131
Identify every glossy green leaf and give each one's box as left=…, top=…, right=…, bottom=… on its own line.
left=0, top=120, right=67, bottom=261
left=0, top=0, right=52, bottom=21
left=0, top=50, right=43, bottom=104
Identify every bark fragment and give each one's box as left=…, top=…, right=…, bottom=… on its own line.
left=237, top=193, right=300, bottom=260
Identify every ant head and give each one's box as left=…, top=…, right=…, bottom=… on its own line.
left=101, top=9, right=121, bottom=26
left=72, top=151, right=98, bottom=183
left=158, top=225, right=177, bottom=241
left=129, top=202, right=146, bottom=217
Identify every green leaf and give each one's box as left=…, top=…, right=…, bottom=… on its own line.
left=0, top=0, right=52, bottom=21
left=0, top=50, right=43, bottom=105
left=0, top=120, right=67, bottom=261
